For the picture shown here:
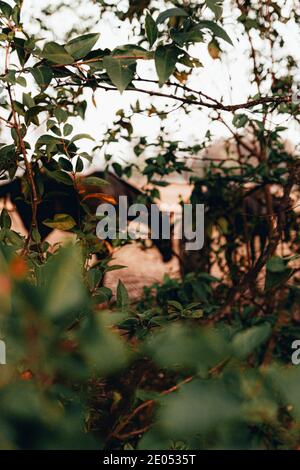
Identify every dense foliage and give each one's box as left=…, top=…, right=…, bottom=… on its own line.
left=1, top=0, right=300, bottom=450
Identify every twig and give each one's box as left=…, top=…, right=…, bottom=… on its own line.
left=7, top=84, right=39, bottom=253
left=207, top=164, right=299, bottom=324
left=109, top=375, right=193, bottom=441
left=61, top=78, right=292, bottom=113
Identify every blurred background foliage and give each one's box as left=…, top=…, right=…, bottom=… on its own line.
left=1, top=244, right=300, bottom=449
left=0, top=0, right=300, bottom=451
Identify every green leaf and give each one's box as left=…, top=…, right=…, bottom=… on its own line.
left=112, top=162, right=123, bottom=177
left=31, top=227, right=41, bottom=244
left=265, top=263, right=292, bottom=290
left=25, top=106, right=44, bottom=126
left=0, top=1, right=12, bottom=19
left=217, top=216, right=229, bottom=234
left=63, top=123, right=73, bottom=137
left=266, top=256, right=291, bottom=289
left=111, top=44, right=152, bottom=60
left=42, top=246, right=87, bottom=319
left=167, top=300, right=183, bottom=311
left=146, top=324, right=229, bottom=374
left=233, top=113, right=248, bottom=128
left=116, top=280, right=129, bottom=311
left=231, top=323, right=272, bottom=360
left=83, top=176, right=108, bottom=187
left=157, top=380, right=240, bottom=438
left=155, top=45, right=180, bottom=86
left=45, top=169, right=74, bottom=186
left=266, top=256, right=286, bottom=273
left=93, top=286, right=112, bottom=303
left=13, top=37, right=29, bottom=66
left=178, top=51, right=203, bottom=68
left=0, top=144, right=17, bottom=173
left=5, top=70, right=17, bottom=85
left=41, top=41, right=74, bottom=65
left=75, top=157, right=83, bottom=172
left=54, top=107, right=68, bottom=123
left=267, top=366, right=300, bottom=420
left=145, top=12, right=158, bottom=48
left=103, top=56, right=135, bottom=93
left=156, top=8, right=189, bottom=24
left=105, top=264, right=126, bottom=273
left=197, top=20, right=233, bottom=45
left=170, top=28, right=204, bottom=47
left=50, top=126, right=62, bottom=137
left=80, top=315, right=128, bottom=374
left=59, top=157, right=73, bottom=172
left=0, top=208, right=11, bottom=229
left=43, top=214, right=77, bottom=231
left=36, top=134, right=61, bottom=146
left=16, top=76, right=27, bottom=87
left=65, top=33, right=100, bottom=60
left=197, top=272, right=220, bottom=282
left=205, top=0, right=223, bottom=20
left=12, top=4, right=20, bottom=26
left=70, top=133, right=95, bottom=144
left=5, top=229, right=23, bottom=246
left=22, top=92, right=35, bottom=109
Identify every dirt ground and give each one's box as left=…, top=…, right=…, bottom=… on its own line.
left=105, top=243, right=180, bottom=300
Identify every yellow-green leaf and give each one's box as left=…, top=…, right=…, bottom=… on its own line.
left=43, top=214, right=76, bottom=231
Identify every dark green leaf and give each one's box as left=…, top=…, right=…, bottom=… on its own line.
left=112, top=162, right=123, bottom=177
left=45, top=169, right=74, bottom=186
left=0, top=1, right=12, bottom=18
left=31, top=65, right=53, bottom=90
left=83, top=176, right=108, bottom=187
left=59, top=157, right=73, bottom=171
left=146, top=324, right=229, bottom=373
left=25, top=106, right=44, bottom=126
left=171, top=28, right=204, bottom=47
left=103, top=56, right=135, bottom=93
left=155, top=45, right=180, bottom=86
left=75, top=157, right=83, bottom=172
left=231, top=323, right=272, bottom=359
left=156, top=8, right=189, bottom=24
left=233, top=113, right=248, bottom=128
left=42, top=246, right=87, bottom=319
left=266, top=256, right=286, bottom=273
left=0, top=208, right=11, bottom=229
left=197, top=20, right=233, bottom=45
left=54, top=107, right=68, bottom=123
left=205, top=0, right=223, bottom=20
left=22, top=92, right=35, bottom=109
left=111, top=44, right=152, bottom=60
left=65, top=33, right=100, bottom=60
left=70, top=133, right=95, bottom=143
left=145, top=12, right=158, bottom=48
left=41, top=42, right=74, bottom=65
left=63, top=123, right=73, bottom=137
left=116, top=280, right=130, bottom=311
left=157, top=380, right=240, bottom=438
left=36, top=134, right=61, bottom=146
